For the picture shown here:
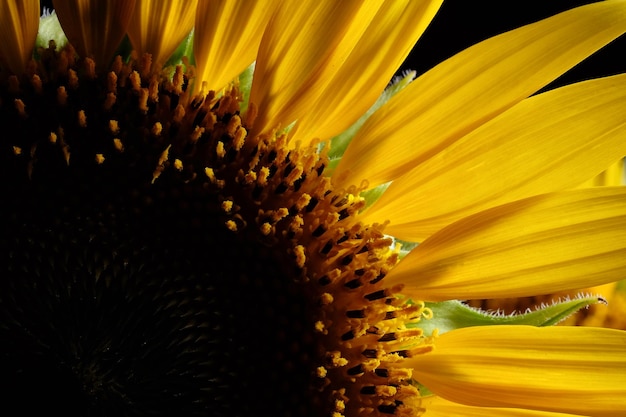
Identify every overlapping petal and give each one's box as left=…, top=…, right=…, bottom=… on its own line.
left=333, top=0, right=626, bottom=190
left=422, top=395, right=580, bottom=417
left=193, top=0, right=276, bottom=93
left=411, top=326, right=626, bottom=416
left=361, top=74, right=626, bottom=241
left=386, top=187, right=626, bottom=301
left=288, top=0, right=442, bottom=145
left=0, top=0, right=39, bottom=74
left=127, top=0, right=197, bottom=68
left=248, top=0, right=385, bottom=137
left=53, top=0, right=136, bottom=67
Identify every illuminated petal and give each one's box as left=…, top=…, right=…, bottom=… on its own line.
left=362, top=74, right=626, bottom=241
left=0, top=0, right=39, bottom=74
left=386, top=187, right=626, bottom=301
left=579, top=158, right=625, bottom=187
left=422, top=395, right=579, bottom=417
left=291, top=0, right=443, bottom=145
left=126, top=0, right=197, bottom=68
left=193, top=0, right=275, bottom=93
left=248, top=0, right=385, bottom=137
left=53, top=0, right=136, bottom=66
left=334, top=0, right=626, bottom=189
left=412, top=326, right=626, bottom=416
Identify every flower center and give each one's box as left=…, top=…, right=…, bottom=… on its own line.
left=0, top=46, right=431, bottom=417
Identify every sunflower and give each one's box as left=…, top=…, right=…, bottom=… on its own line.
left=1, top=1, right=626, bottom=416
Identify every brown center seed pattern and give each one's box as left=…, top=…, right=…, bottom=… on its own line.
left=0, top=45, right=433, bottom=417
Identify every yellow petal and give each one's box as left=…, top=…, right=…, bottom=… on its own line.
left=290, top=0, right=443, bottom=145
left=0, top=0, right=39, bottom=74
left=422, top=395, right=579, bottom=417
left=53, top=0, right=136, bottom=67
left=248, top=0, right=385, bottom=137
left=362, top=73, right=626, bottom=241
left=411, top=326, right=626, bottom=416
left=193, top=0, right=276, bottom=93
left=333, top=0, right=626, bottom=190
left=579, top=158, right=625, bottom=187
left=386, top=187, right=626, bottom=301
left=126, top=0, right=197, bottom=68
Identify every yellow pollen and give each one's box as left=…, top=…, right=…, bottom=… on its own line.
left=48, top=132, right=57, bottom=144
left=225, top=220, right=238, bottom=232
left=12, top=146, right=22, bottom=155
left=221, top=200, right=234, bottom=213
left=78, top=110, right=87, bottom=127
left=320, top=293, right=334, bottom=305
left=294, top=245, right=306, bottom=268
left=216, top=141, right=225, bottom=158
left=173, top=159, right=183, bottom=171
left=113, top=139, right=124, bottom=152
left=95, top=154, right=105, bottom=164
left=152, top=122, right=162, bottom=136
left=14, top=99, right=26, bottom=117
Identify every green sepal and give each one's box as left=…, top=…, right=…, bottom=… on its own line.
left=238, top=62, right=255, bottom=113
left=327, top=70, right=416, bottom=163
left=412, top=296, right=605, bottom=336
left=165, top=29, right=195, bottom=68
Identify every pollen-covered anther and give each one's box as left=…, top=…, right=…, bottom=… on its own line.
left=260, top=222, right=272, bottom=236
left=138, top=88, right=149, bottom=112
left=104, top=92, right=116, bottom=110
left=31, top=74, right=42, bottom=94
left=14, top=99, right=26, bottom=117
left=78, top=110, right=87, bottom=127
left=327, top=351, right=349, bottom=368
left=108, top=120, right=120, bottom=134
left=129, top=71, right=142, bottom=91
left=112, top=138, right=124, bottom=152
left=221, top=200, right=234, bottom=213
left=216, top=141, right=225, bottom=158
left=190, top=126, right=205, bottom=143
left=48, top=132, right=57, bottom=144
left=84, top=58, right=96, bottom=79
left=152, top=122, right=162, bottom=136
left=320, top=293, right=334, bottom=305
left=12, top=146, right=22, bottom=155
left=172, top=65, right=185, bottom=95
left=173, top=159, right=183, bottom=171
left=95, top=154, right=105, bottom=164
left=225, top=220, right=237, bottom=232
left=68, top=69, right=79, bottom=89
left=294, top=245, right=306, bottom=268
left=57, top=86, right=68, bottom=106
left=173, top=104, right=185, bottom=123
left=107, top=71, right=118, bottom=93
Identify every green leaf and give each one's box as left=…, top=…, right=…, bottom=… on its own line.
left=412, top=296, right=605, bottom=336
left=327, top=70, right=416, bottom=162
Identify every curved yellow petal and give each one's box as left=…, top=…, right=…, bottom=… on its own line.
left=126, top=0, right=197, bottom=68
left=248, top=0, right=384, bottom=137
left=193, top=0, right=276, bottom=93
left=290, top=0, right=443, bottom=145
left=333, top=0, right=626, bottom=189
left=422, top=395, right=579, bottom=417
left=0, top=0, right=39, bottom=74
left=386, top=187, right=626, bottom=301
left=53, top=0, right=136, bottom=67
left=411, top=326, right=626, bottom=416
left=362, top=74, right=626, bottom=241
